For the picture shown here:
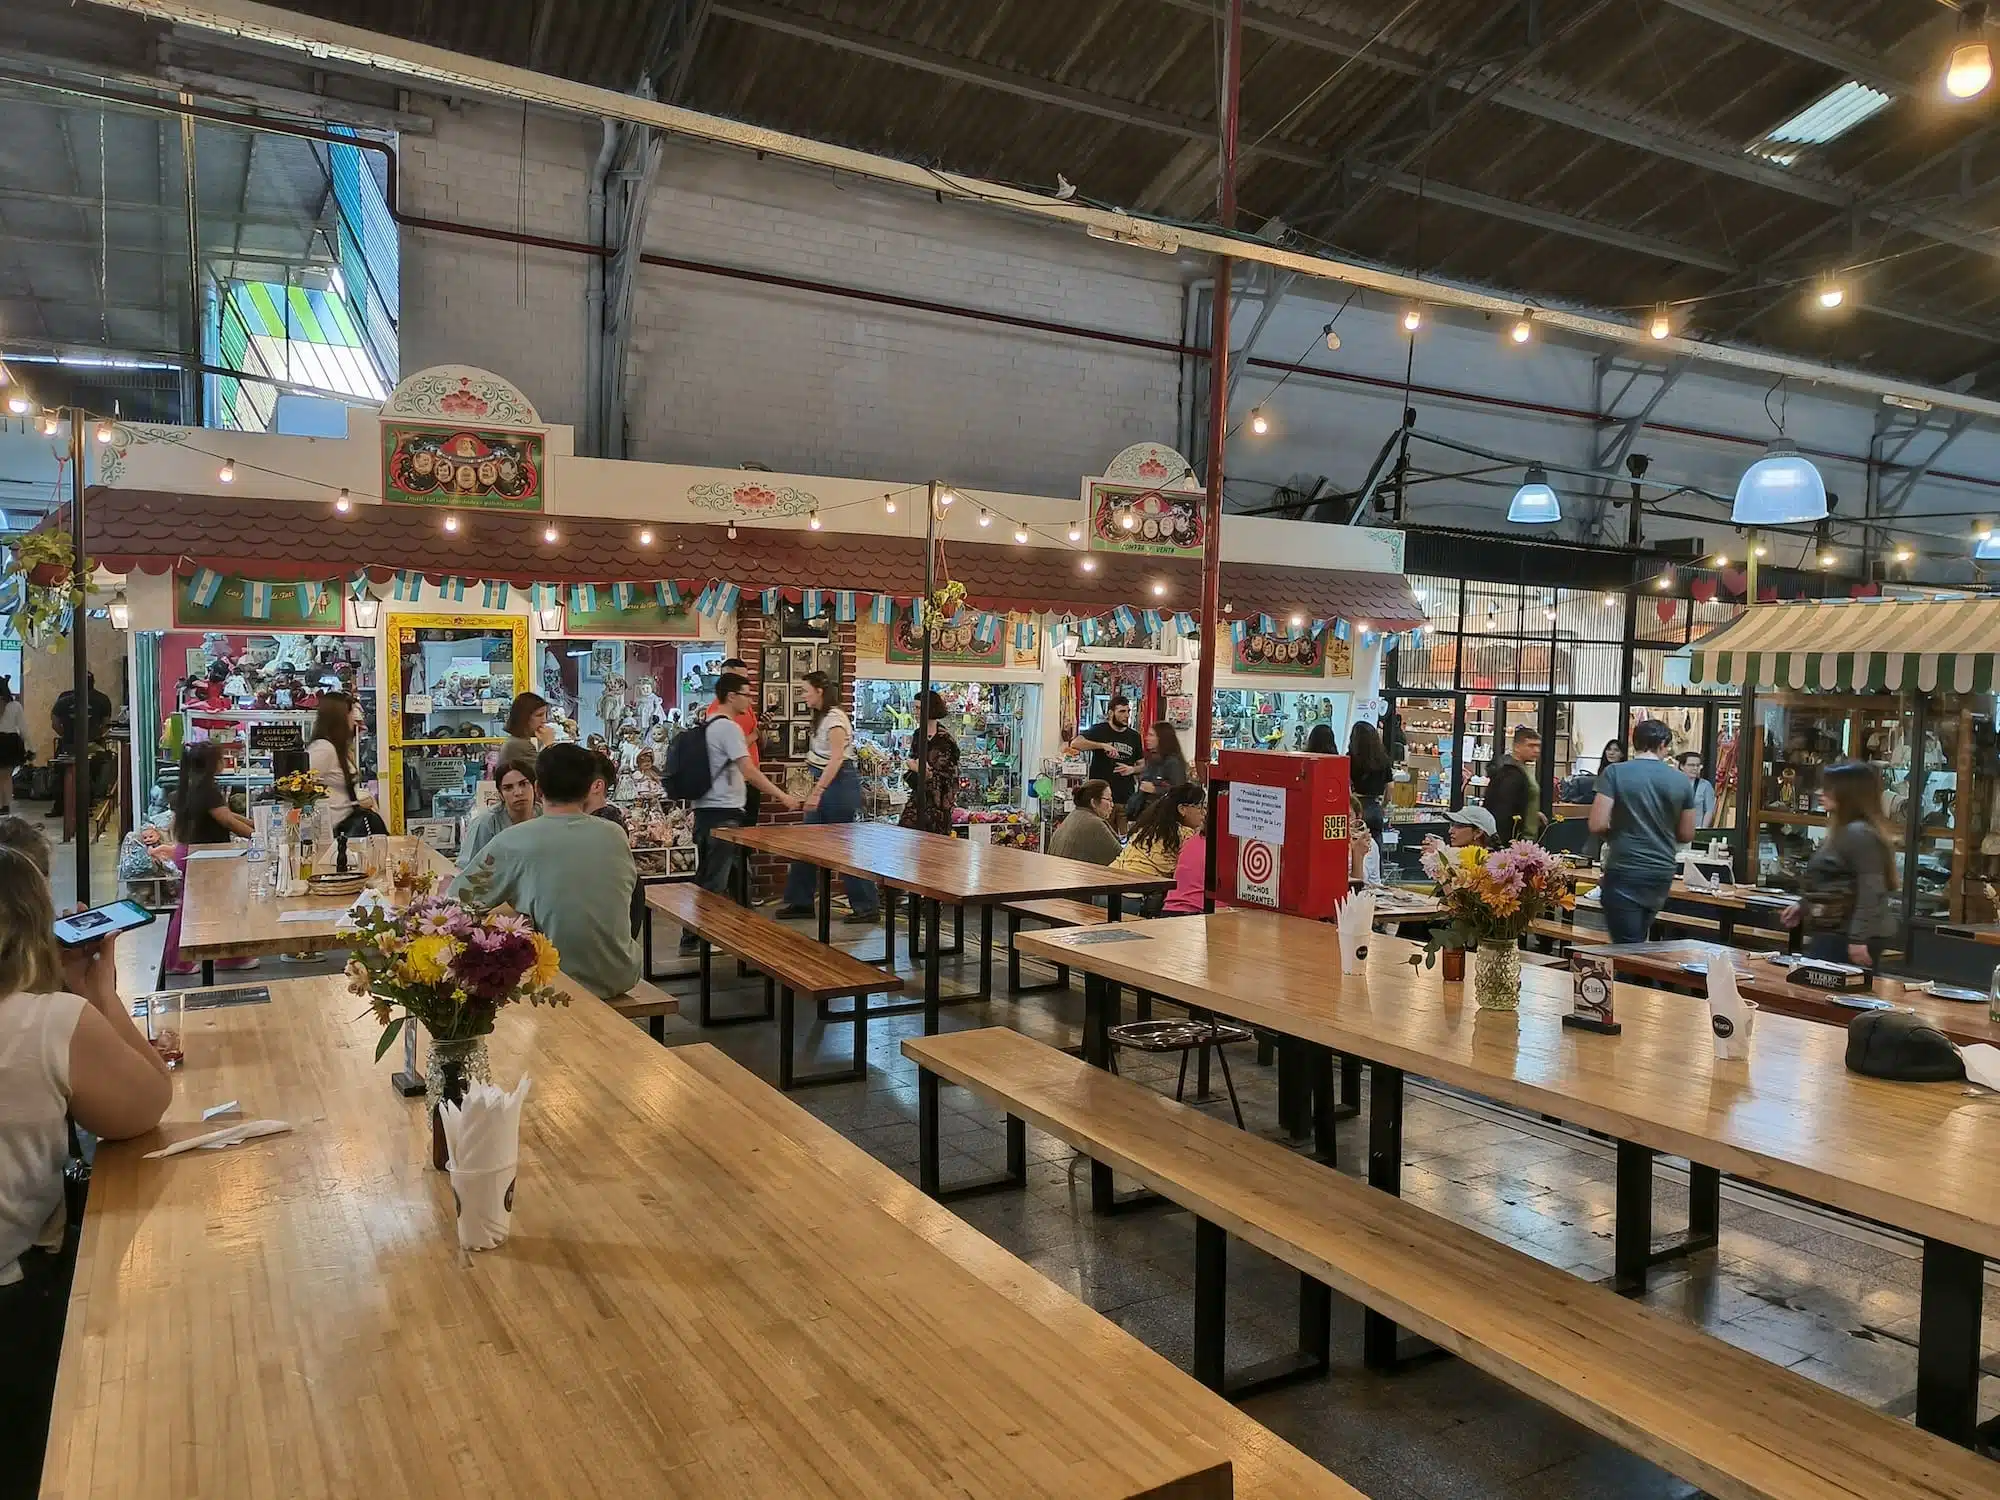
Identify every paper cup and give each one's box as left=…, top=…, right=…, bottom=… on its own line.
left=1708, top=997, right=1757, bottom=1061
left=448, top=1163, right=519, bottom=1251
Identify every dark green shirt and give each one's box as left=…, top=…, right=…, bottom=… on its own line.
left=448, top=812, right=639, bottom=1000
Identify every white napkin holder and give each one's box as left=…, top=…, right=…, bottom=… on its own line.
left=1706, top=964, right=1756, bottom=1061
left=439, top=1076, right=532, bottom=1251
left=1336, top=890, right=1375, bottom=976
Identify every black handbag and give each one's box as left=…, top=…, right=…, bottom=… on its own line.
left=1845, top=1011, right=1964, bottom=1083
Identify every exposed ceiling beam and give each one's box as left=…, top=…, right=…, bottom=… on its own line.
left=1648, top=0, right=1920, bottom=96
left=0, top=184, right=321, bottom=233
left=1148, top=0, right=1998, bottom=261
left=80, top=0, right=2000, bottom=420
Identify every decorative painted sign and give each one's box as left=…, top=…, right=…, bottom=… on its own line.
left=1084, top=480, right=1205, bottom=557
left=382, top=424, right=545, bottom=510
left=381, top=366, right=542, bottom=428
left=1100, top=442, right=1202, bottom=491
left=560, top=593, right=704, bottom=639
left=687, top=480, right=820, bottom=520
left=1231, top=629, right=1326, bottom=676
left=174, top=572, right=345, bottom=630
left=861, top=612, right=1038, bottom=667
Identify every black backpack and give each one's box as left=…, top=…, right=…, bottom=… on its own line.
left=664, top=717, right=716, bottom=801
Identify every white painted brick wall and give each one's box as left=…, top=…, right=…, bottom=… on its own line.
left=396, top=104, right=1186, bottom=492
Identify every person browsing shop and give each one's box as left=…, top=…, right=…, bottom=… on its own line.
left=461, top=761, right=537, bottom=868
left=1069, top=696, right=1144, bottom=830
left=717, top=658, right=763, bottom=824
left=1048, top=779, right=1122, bottom=865
left=1588, top=718, right=1696, bottom=946
left=307, top=692, right=384, bottom=835
left=1347, top=720, right=1392, bottom=845
left=776, top=672, right=881, bottom=925
left=898, top=691, right=961, bottom=836
left=1678, top=751, right=1719, bottom=828
left=498, top=692, right=553, bottom=784
left=672, top=672, right=797, bottom=954
left=1482, top=724, right=1543, bottom=841
left=1783, top=760, right=1897, bottom=971
left=1130, top=721, right=1188, bottom=820
left=449, top=743, right=640, bottom=1002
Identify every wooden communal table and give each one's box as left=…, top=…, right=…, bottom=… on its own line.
left=1936, top=921, right=2000, bottom=948
left=1015, top=911, right=2000, bottom=1446
left=177, top=836, right=456, bottom=984
left=1566, top=867, right=1799, bottom=947
left=1583, top=939, right=2000, bottom=1048
left=41, top=975, right=1244, bottom=1500
left=716, top=822, right=1170, bottom=1032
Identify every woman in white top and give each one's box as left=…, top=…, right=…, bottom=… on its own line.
left=0, top=847, right=171, bottom=1474
left=774, top=671, right=879, bottom=923
left=0, top=677, right=27, bottom=815
left=306, top=692, right=377, bottom=829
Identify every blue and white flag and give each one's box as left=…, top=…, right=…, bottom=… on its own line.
left=907, top=598, right=923, bottom=628
left=1286, top=616, right=1306, bottom=640
left=1080, top=617, right=1100, bottom=645
left=1407, top=626, right=1424, bottom=647
left=974, top=613, right=1000, bottom=645
left=1013, top=616, right=1035, bottom=652
left=186, top=568, right=224, bottom=609
left=244, top=581, right=272, bottom=619
left=760, top=588, right=781, bottom=613
left=570, top=583, right=599, bottom=613
left=694, top=583, right=719, bottom=617
left=391, top=571, right=425, bottom=603
left=833, top=590, right=857, bottom=623
left=296, top=582, right=327, bottom=617
left=613, top=582, right=637, bottom=610
left=1173, top=612, right=1195, bottom=636
left=1332, top=618, right=1351, bottom=642
left=1230, top=620, right=1248, bottom=645
left=871, top=593, right=896, bottom=625
left=1256, top=614, right=1275, bottom=635
left=481, top=580, right=511, bottom=611
left=528, top=582, right=561, bottom=611
left=436, top=577, right=467, bottom=605
left=1110, top=604, right=1137, bottom=633
left=655, top=580, right=682, bottom=608
left=712, top=582, right=741, bottom=615
left=1141, top=608, right=1163, bottom=633
left=801, top=588, right=824, bottom=619
left=347, top=572, right=372, bottom=601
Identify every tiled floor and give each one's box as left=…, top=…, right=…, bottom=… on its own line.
left=67, top=821, right=1998, bottom=1499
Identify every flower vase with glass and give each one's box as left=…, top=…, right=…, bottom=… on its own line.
left=1410, top=840, right=1574, bottom=1011
left=267, top=770, right=329, bottom=891
left=343, top=869, right=569, bottom=1168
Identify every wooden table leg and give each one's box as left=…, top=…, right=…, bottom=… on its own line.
left=978, top=906, right=993, bottom=1001
left=817, top=867, right=832, bottom=945
left=1362, top=1062, right=1404, bottom=1370
left=923, top=897, right=942, bottom=1036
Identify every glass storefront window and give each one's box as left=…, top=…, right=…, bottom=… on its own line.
left=388, top=615, right=528, bottom=844
left=1211, top=689, right=1351, bottom=752
left=1387, top=695, right=1455, bottom=820
left=852, top=679, right=1038, bottom=821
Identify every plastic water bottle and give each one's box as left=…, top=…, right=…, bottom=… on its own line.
left=1989, top=962, right=2000, bottom=1025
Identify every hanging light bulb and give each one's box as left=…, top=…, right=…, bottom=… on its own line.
left=1753, top=541, right=1769, bottom=558
left=638, top=527, right=654, bottom=545
left=1402, top=307, right=1423, bottom=333
left=976, top=508, right=992, bottom=528
left=443, top=514, right=461, bottom=534
left=218, top=457, right=236, bottom=483
left=1543, top=606, right=1557, bottom=622
left=39, top=413, right=59, bottom=437
left=1013, top=525, right=1029, bottom=544
left=1152, top=582, right=1167, bottom=596
left=1507, top=465, right=1561, bottom=525
left=1289, top=613, right=1305, bottom=629
left=1655, top=571, right=1673, bottom=590
left=1816, top=279, right=1846, bottom=310
left=1649, top=309, right=1672, bottom=341
left=5, top=392, right=29, bottom=416
left=1067, top=523, right=1083, bottom=543
left=1601, top=593, right=1617, bottom=608
left=1119, top=509, right=1138, bottom=531
left=1894, top=544, right=1915, bottom=564
left=94, top=420, right=114, bottom=444
left=1947, top=3, right=1992, bottom=98
left=334, top=488, right=352, bottom=514
left=726, top=522, right=737, bottom=540
left=1510, top=314, right=1533, bottom=344
left=1711, top=552, right=1728, bottom=567
left=1249, top=408, right=1270, bottom=435
left=543, top=524, right=559, bottom=544
left=937, top=488, right=955, bottom=507
left=1080, top=557, right=1098, bottom=573
left=1818, top=549, right=1837, bottom=569
left=1324, top=322, right=1341, bottom=352
left=808, top=509, right=823, bottom=530
left=884, top=494, right=897, bottom=514
left=1732, top=439, right=1827, bottom=526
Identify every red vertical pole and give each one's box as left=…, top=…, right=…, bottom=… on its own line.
left=1192, top=0, right=1244, bottom=774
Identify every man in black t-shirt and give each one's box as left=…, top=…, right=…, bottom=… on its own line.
left=1068, top=695, right=1145, bottom=831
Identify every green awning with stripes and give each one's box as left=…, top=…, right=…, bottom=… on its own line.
left=1682, top=595, right=2000, bottom=694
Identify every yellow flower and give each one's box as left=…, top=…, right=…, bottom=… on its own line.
left=528, top=932, right=561, bottom=987
left=399, top=933, right=458, bottom=985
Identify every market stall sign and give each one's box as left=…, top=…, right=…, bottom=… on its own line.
left=864, top=612, right=1039, bottom=668
left=174, top=572, right=345, bottom=630
left=247, top=723, right=304, bottom=751
left=382, top=423, right=544, bottom=511
left=561, top=593, right=704, bottom=639
left=1084, top=479, right=1204, bottom=558
left=1229, top=629, right=1350, bottom=678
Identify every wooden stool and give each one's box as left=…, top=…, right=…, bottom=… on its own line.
left=1106, top=1016, right=1252, bottom=1128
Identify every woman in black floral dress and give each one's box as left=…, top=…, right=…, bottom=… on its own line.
left=898, top=690, right=960, bottom=836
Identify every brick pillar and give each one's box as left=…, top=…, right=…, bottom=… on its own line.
left=737, top=601, right=859, bottom=905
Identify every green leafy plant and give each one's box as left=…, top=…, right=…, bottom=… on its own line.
left=1, top=533, right=90, bottom=648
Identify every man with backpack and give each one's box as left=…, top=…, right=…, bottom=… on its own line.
left=667, top=670, right=797, bottom=955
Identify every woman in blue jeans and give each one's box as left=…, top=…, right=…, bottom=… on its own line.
left=776, top=672, right=881, bottom=923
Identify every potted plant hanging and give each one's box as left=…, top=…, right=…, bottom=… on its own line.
left=0, top=533, right=90, bottom=648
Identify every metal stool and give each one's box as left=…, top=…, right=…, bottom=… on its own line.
left=1106, top=1014, right=1252, bottom=1128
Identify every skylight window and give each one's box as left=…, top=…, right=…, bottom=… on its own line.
left=1748, top=80, right=1893, bottom=166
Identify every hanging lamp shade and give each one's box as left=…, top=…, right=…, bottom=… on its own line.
left=1974, top=532, right=2000, bottom=564
left=1507, top=465, right=1561, bottom=525
left=1732, top=439, right=1827, bottom=526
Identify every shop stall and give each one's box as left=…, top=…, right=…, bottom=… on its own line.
left=388, top=612, right=530, bottom=850
left=1681, top=596, right=1999, bottom=943
left=1209, top=623, right=1356, bottom=754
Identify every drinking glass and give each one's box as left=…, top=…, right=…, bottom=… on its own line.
left=146, top=989, right=185, bottom=1069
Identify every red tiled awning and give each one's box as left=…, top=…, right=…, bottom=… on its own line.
left=79, top=489, right=1422, bottom=628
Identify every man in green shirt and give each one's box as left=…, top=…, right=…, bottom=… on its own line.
left=449, top=742, right=640, bottom=1001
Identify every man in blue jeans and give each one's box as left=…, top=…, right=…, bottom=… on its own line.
left=678, top=671, right=797, bottom=954
left=1587, top=718, right=1698, bottom=945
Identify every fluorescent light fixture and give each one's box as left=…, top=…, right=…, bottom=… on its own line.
left=1507, top=465, right=1561, bottom=525
left=1751, top=81, right=1894, bottom=168
left=1732, top=440, right=1827, bottom=526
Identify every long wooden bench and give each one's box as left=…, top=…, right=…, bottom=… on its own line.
left=670, top=1042, right=1360, bottom=1499
left=1002, top=895, right=1108, bottom=993
left=605, top=978, right=680, bottom=1042
left=648, top=884, right=903, bottom=1089
left=903, top=1027, right=2000, bottom=1500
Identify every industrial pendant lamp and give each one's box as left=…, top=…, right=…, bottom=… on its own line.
left=1975, top=529, right=2000, bottom=565
left=1507, top=465, right=1561, bottom=525
left=1732, top=439, right=1827, bottom=526
left=1947, top=3, right=1992, bottom=98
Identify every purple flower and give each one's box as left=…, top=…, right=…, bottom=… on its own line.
left=450, top=929, right=536, bottom=1003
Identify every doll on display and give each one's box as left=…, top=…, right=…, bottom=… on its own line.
left=616, top=723, right=644, bottom=772
left=631, top=747, right=663, bottom=798
left=597, top=673, right=628, bottom=740
left=630, top=675, right=665, bottom=732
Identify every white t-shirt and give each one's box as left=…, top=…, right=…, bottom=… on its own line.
left=696, top=712, right=750, bottom=811
left=307, top=738, right=361, bottom=821
left=0, top=701, right=25, bottom=737
left=0, top=990, right=86, bottom=1283
left=807, top=707, right=852, bottom=768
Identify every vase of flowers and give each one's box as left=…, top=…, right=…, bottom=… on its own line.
left=268, top=770, right=328, bottom=874
left=344, top=878, right=568, bottom=1168
left=1411, top=840, right=1573, bottom=1012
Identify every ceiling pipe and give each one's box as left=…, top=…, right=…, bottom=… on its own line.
left=75, top=0, right=2000, bottom=423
